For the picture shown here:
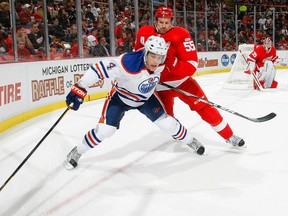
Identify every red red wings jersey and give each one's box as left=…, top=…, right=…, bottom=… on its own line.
left=247, top=45, right=278, bottom=70
left=135, top=25, right=198, bottom=82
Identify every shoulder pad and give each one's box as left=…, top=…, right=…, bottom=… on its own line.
left=121, top=50, right=146, bottom=73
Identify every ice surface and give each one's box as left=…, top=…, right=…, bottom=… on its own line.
left=1, top=71, right=288, bottom=216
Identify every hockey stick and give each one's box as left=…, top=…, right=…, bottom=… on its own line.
left=239, top=50, right=272, bottom=92
left=159, top=82, right=276, bottom=123
left=0, top=107, right=70, bottom=192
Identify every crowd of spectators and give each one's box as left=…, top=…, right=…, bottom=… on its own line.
left=0, top=0, right=288, bottom=62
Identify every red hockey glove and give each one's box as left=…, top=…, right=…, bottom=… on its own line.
left=66, top=84, right=87, bottom=110
left=165, top=46, right=180, bottom=70
left=244, top=69, right=252, bottom=75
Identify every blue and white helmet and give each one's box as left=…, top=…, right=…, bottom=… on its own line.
left=144, top=36, right=168, bottom=63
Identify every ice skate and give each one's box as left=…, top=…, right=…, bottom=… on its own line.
left=187, top=138, right=205, bottom=155
left=64, top=146, right=82, bottom=170
left=226, top=134, right=245, bottom=147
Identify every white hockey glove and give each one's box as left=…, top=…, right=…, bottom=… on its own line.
left=274, top=58, right=287, bottom=66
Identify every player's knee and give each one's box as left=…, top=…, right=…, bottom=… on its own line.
left=82, top=123, right=117, bottom=148
left=154, top=114, right=179, bottom=133
left=97, top=123, right=117, bottom=138
left=197, top=105, right=223, bottom=126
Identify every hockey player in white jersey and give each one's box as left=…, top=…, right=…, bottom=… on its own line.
left=64, top=36, right=205, bottom=170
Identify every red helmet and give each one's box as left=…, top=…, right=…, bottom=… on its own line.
left=155, top=6, right=174, bottom=19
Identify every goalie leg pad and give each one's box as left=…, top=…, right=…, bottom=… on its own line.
left=259, top=60, right=276, bottom=88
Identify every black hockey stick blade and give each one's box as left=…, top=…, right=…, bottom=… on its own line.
left=249, top=112, right=276, bottom=122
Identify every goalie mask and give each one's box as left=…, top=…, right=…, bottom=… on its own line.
left=144, top=36, right=168, bottom=64
left=263, top=37, right=272, bottom=52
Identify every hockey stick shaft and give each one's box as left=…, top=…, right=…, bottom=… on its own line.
left=0, top=107, right=70, bottom=192
left=159, top=82, right=276, bottom=123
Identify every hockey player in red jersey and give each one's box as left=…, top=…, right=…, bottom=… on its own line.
left=135, top=6, right=245, bottom=148
left=245, top=37, right=278, bottom=89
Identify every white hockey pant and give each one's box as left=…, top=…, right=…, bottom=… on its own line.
left=154, top=114, right=194, bottom=144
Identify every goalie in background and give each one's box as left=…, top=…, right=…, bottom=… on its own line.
left=245, top=37, right=278, bottom=89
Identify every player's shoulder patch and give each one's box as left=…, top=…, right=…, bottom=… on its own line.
left=121, top=50, right=146, bottom=73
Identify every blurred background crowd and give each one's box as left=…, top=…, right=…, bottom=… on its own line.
left=0, top=0, right=288, bottom=62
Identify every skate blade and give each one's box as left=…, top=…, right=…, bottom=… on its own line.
left=63, top=160, right=76, bottom=170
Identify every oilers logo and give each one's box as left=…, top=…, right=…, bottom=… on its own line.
left=138, top=77, right=159, bottom=93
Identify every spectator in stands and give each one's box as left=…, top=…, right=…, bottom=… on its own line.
left=64, top=24, right=78, bottom=44
left=90, top=2, right=99, bottom=18
left=49, top=17, right=67, bottom=41
left=57, top=7, right=70, bottom=29
left=70, top=34, right=89, bottom=58
left=13, top=25, right=35, bottom=54
left=62, top=43, right=73, bottom=59
left=49, top=42, right=63, bottom=60
left=85, top=4, right=96, bottom=23
left=32, top=5, right=44, bottom=23
left=87, top=34, right=97, bottom=56
left=80, top=18, right=88, bottom=34
left=114, top=21, right=124, bottom=39
left=97, top=27, right=107, bottom=42
left=91, top=36, right=110, bottom=57
left=66, top=0, right=76, bottom=26
left=87, top=27, right=99, bottom=43
left=28, top=22, right=44, bottom=51
left=258, top=14, right=267, bottom=29
left=278, top=36, right=288, bottom=50
left=247, top=36, right=255, bottom=44
left=124, top=21, right=135, bottom=37
left=103, top=23, right=110, bottom=42
left=115, top=37, right=124, bottom=56
left=8, top=37, right=31, bottom=61
left=0, top=28, right=7, bottom=57
left=197, top=43, right=205, bottom=52
left=0, top=2, right=10, bottom=29
left=121, top=32, right=133, bottom=53
left=18, top=4, right=33, bottom=27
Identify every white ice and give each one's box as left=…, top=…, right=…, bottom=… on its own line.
left=1, top=71, right=288, bottom=216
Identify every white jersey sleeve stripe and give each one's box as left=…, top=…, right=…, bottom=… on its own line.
left=99, top=61, right=109, bottom=78
left=91, top=64, right=104, bottom=80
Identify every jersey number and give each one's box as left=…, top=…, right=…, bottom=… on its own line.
left=183, top=41, right=196, bottom=52
left=107, top=62, right=116, bottom=70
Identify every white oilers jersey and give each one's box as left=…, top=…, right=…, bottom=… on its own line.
left=78, top=50, right=165, bottom=107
